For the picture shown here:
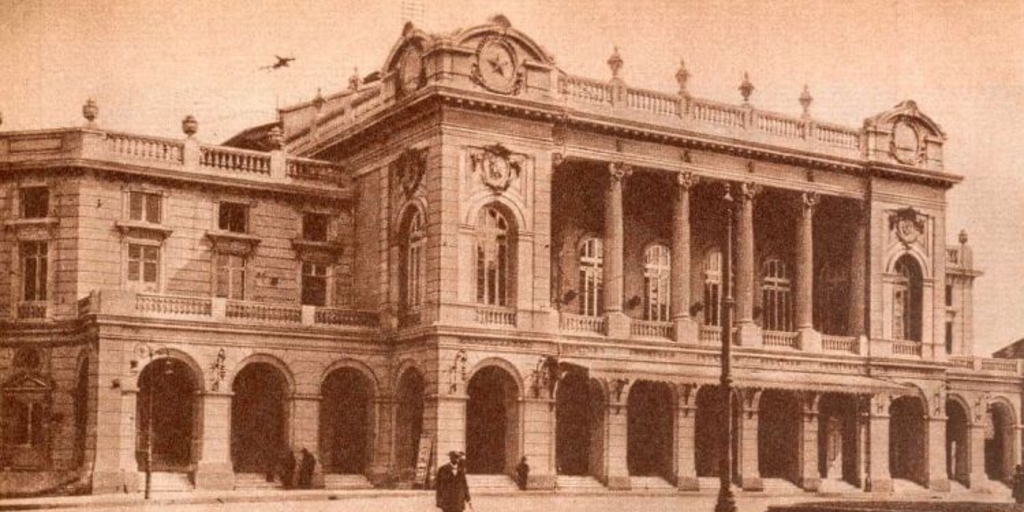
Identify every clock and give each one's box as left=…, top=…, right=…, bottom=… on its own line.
left=471, top=37, right=521, bottom=94
left=396, top=46, right=424, bottom=95
left=890, top=118, right=922, bottom=165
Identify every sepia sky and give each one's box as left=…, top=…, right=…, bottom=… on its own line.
left=2, top=0, right=1022, bottom=355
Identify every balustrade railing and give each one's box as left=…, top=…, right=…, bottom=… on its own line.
left=891, top=340, right=923, bottom=357
left=106, top=133, right=184, bottom=163
left=626, top=89, right=679, bottom=116
left=699, top=325, right=721, bottom=345
left=200, top=146, right=272, bottom=175
left=315, top=307, right=378, bottom=327
left=475, top=307, right=517, bottom=326
left=690, top=99, right=746, bottom=128
left=981, top=358, right=1018, bottom=373
left=764, top=330, right=799, bottom=349
left=136, top=293, right=212, bottom=316
left=948, top=356, right=976, bottom=370
left=559, top=76, right=614, bottom=105
left=559, top=313, right=606, bottom=335
left=814, top=123, right=860, bottom=149
left=756, top=112, right=804, bottom=139
left=16, top=301, right=48, bottom=320
left=287, top=157, right=344, bottom=184
left=821, top=335, right=858, bottom=354
left=631, top=319, right=673, bottom=339
left=225, top=301, right=301, bottom=323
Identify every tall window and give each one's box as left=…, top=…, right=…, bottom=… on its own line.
left=218, top=202, right=248, bottom=233
left=129, top=191, right=162, bottom=224
left=301, top=262, right=328, bottom=306
left=215, top=254, right=246, bottom=300
left=761, top=257, right=793, bottom=332
left=815, top=263, right=848, bottom=335
left=702, top=247, right=722, bottom=326
left=643, top=244, right=671, bottom=321
left=893, top=255, right=923, bottom=341
left=20, top=187, right=49, bottom=219
left=127, top=244, right=160, bottom=291
left=21, top=242, right=47, bottom=302
left=476, top=206, right=512, bottom=307
left=402, top=209, right=425, bottom=311
left=578, top=237, right=603, bottom=316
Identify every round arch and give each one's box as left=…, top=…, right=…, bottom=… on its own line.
left=137, top=357, right=201, bottom=471
left=227, top=353, right=295, bottom=396
left=393, top=198, right=429, bottom=241
left=231, top=361, right=291, bottom=474
left=394, top=366, right=427, bottom=480
left=890, top=394, right=928, bottom=485
left=465, top=364, right=521, bottom=475
left=318, top=359, right=380, bottom=397
left=986, top=399, right=1017, bottom=482
left=884, top=248, right=931, bottom=278
left=465, top=357, right=525, bottom=397
left=945, top=397, right=970, bottom=486
left=321, top=365, right=377, bottom=474
left=463, top=194, right=527, bottom=234
left=132, top=348, right=206, bottom=393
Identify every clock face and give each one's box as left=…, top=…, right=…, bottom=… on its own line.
left=397, top=47, right=423, bottom=94
left=891, top=119, right=921, bottom=165
left=476, top=39, right=518, bottom=92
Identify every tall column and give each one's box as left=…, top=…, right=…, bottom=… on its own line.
left=799, top=393, right=821, bottom=491
left=674, top=384, right=699, bottom=490
left=195, top=392, right=235, bottom=490
left=604, top=162, right=632, bottom=337
left=735, top=182, right=763, bottom=347
left=848, top=205, right=868, bottom=340
left=866, top=394, right=892, bottom=492
left=927, top=415, right=950, bottom=491
left=967, top=423, right=988, bottom=490
left=369, top=396, right=394, bottom=485
left=796, top=192, right=821, bottom=351
left=521, top=395, right=556, bottom=489
left=672, top=173, right=698, bottom=342
left=604, top=380, right=631, bottom=489
left=737, top=389, right=762, bottom=490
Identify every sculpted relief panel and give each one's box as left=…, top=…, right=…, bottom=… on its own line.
left=461, top=144, right=533, bottom=225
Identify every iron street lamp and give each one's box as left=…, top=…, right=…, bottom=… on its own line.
left=715, top=184, right=737, bottom=512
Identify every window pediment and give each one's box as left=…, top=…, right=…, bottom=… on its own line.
left=116, top=220, right=173, bottom=241
left=291, top=239, right=343, bottom=263
left=4, top=217, right=58, bottom=240
left=206, top=231, right=261, bottom=256
left=3, top=373, right=51, bottom=394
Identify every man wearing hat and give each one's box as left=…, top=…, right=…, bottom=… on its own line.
left=436, top=450, right=471, bottom=512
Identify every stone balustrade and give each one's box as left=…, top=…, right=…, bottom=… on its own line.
left=558, top=313, right=606, bottom=335
left=949, top=356, right=1022, bottom=374
left=764, top=330, right=800, bottom=349
left=630, top=319, right=673, bottom=339
left=474, top=306, right=517, bottom=327
left=821, top=334, right=859, bottom=354
left=891, top=339, right=923, bottom=357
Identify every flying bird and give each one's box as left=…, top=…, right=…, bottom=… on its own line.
left=260, top=55, right=296, bottom=71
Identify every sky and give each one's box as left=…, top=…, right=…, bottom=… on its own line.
left=1, top=0, right=1022, bottom=355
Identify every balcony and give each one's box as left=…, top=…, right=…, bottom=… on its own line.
left=14, top=301, right=49, bottom=321
left=559, top=313, right=606, bottom=335
left=821, top=334, right=859, bottom=355
left=763, top=330, right=799, bottom=349
left=474, top=306, right=517, bottom=327
left=630, top=319, right=673, bottom=340
left=76, top=290, right=377, bottom=330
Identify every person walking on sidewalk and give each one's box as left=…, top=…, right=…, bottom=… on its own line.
left=436, top=451, right=471, bottom=512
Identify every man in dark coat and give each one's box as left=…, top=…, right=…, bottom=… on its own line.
left=515, top=456, right=530, bottom=490
left=436, top=451, right=471, bottom=512
left=297, top=447, right=316, bottom=489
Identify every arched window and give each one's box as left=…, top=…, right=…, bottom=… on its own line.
left=893, top=255, right=923, bottom=341
left=815, top=263, right=848, bottom=335
left=643, top=244, right=671, bottom=321
left=702, top=247, right=722, bottom=326
left=578, top=237, right=603, bottom=316
left=476, top=206, right=513, bottom=307
left=400, top=208, right=426, bottom=313
left=761, top=258, right=793, bottom=332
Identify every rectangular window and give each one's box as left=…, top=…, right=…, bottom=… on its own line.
left=945, top=284, right=953, bottom=307
left=218, top=202, right=248, bottom=233
left=20, top=187, right=49, bottom=219
left=129, top=191, right=162, bottom=224
left=301, top=262, right=328, bottom=306
left=302, top=213, right=329, bottom=242
left=21, top=241, right=47, bottom=301
left=127, top=244, right=160, bottom=289
left=215, top=253, right=246, bottom=300
left=945, top=321, right=954, bottom=354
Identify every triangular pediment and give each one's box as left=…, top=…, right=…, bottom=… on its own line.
left=3, top=373, right=51, bottom=392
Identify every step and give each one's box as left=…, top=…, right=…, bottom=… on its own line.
left=629, top=476, right=675, bottom=491
left=892, top=478, right=928, bottom=494
left=817, top=478, right=860, bottom=494
left=323, top=474, right=373, bottom=490
left=466, top=474, right=518, bottom=491
left=949, top=480, right=970, bottom=493
left=760, top=478, right=802, bottom=493
left=148, top=472, right=193, bottom=493
left=557, top=475, right=606, bottom=491
left=233, top=473, right=284, bottom=490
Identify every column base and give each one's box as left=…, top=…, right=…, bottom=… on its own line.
left=800, top=476, right=821, bottom=492
left=606, top=312, right=631, bottom=339
left=91, top=470, right=138, bottom=494
left=194, top=462, right=234, bottom=491
left=673, top=317, right=698, bottom=344
left=798, top=328, right=821, bottom=352
left=605, top=475, right=632, bottom=490
left=928, top=478, right=950, bottom=492
left=526, top=474, right=556, bottom=490
left=968, top=472, right=990, bottom=492
left=736, top=322, right=763, bottom=348
left=866, top=478, right=893, bottom=493
left=740, top=475, right=763, bottom=491
left=676, top=475, right=700, bottom=491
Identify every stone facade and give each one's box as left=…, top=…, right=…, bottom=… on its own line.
left=0, top=15, right=1020, bottom=498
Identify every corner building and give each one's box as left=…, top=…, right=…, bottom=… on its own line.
left=0, top=16, right=1020, bottom=497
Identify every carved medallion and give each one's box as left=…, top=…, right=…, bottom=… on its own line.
left=470, top=37, right=523, bottom=95
left=472, top=144, right=521, bottom=193
left=890, top=117, right=925, bottom=166
left=394, top=148, right=426, bottom=197
left=889, top=207, right=926, bottom=248
left=396, top=45, right=425, bottom=96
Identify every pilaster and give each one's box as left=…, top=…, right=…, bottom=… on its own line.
left=521, top=397, right=556, bottom=489
left=967, top=424, right=988, bottom=490
left=737, top=389, right=762, bottom=491
left=604, top=382, right=631, bottom=490
left=926, top=416, right=949, bottom=491
left=866, top=395, right=892, bottom=492
left=799, top=393, right=821, bottom=491
left=194, top=392, right=234, bottom=490
left=672, top=173, right=697, bottom=343
left=673, top=385, right=699, bottom=490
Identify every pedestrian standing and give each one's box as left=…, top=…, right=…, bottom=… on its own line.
left=1013, top=464, right=1024, bottom=504
left=436, top=451, right=471, bottom=512
left=515, top=456, right=530, bottom=490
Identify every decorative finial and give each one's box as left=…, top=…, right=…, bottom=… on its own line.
left=181, top=115, right=198, bottom=137
left=675, top=59, right=690, bottom=95
left=739, top=72, right=754, bottom=104
left=489, top=14, right=512, bottom=29
left=958, top=229, right=968, bottom=245
left=268, top=126, right=283, bottom=149
left=312, top=88, right=325, bottom=110
left=349, top=68, right=361, bottom=91
left=82, top=98, right=98, bottom=125
left=799, top=85, right=813, bottom=117
left=607, top=46, right=623, bottom=80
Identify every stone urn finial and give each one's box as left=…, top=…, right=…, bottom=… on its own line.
left=82, top=98, right=98, bottom=125
left=268, top=126, right=284, bottom=149
left=607, top=46, right=623, bottom=80
left=312, top=88, right=325, bottom=111
left=958, top=229, right=968, bottom=245
left=181, top=114, right=198, bottom=137
left=739, top=72, right=754, bottom=104
left=349, top=68, right=361, bottom=91
left=799, top=85, right=813, bottom=117
left=675, top=59, right=690, bottom=95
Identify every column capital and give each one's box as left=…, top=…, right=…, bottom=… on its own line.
left=676, top=171, right=698, bottom=190
left=609, top=162, right=633, bottom=182
left=801, top=191, right=819, bottom=212
left=739, top=181, right=762, bottom=202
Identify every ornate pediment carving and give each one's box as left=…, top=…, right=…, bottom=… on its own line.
left=889, top=207, right=926, bottom=248
left=470, top=144, right=525, bottom=193
left=205, top=231, right=261, bottom=256
left=393, top=147, right=427, bottom=198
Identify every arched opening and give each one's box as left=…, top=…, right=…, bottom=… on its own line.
left=399, top=207, right=426, bottom=321
left=557, top=371, right=604, bottom=476
left=758, top=390, right=801, bottom=482
left=627, top=381, right=674, bottom=479
left=231, top=362, right=289, bottom=474
left=945, top=399, right=969, bottom=486
left=985, top=401, right=1015, bottom=483
left=321, top=368, right=374, bottom=474
left=889, top=395, right=926, bottom=485
left=893, top=256, right=923, bottom=342
left=73, top=357, right=89, bottom=469
left=137, top=358, right=197, bottom=472
left=694, top=385, right=739, bottom=479
left=394, top=368, right=425, bottom=480
left=818, top=394, right=858, bottom=484
left=466, top=366, right=519, bottom=475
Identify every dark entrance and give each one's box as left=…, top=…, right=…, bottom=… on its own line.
left=758, top=390, right=801, bottom=482
left=394, top=368, right=425, bottom=480
left=817, top=393, right=859, bottom=485
left=627, top=381, right=673, bottom=478
left=946, top=399, right=969, bottom=485
left=890, top=395, right=926, bottom=484
left=231, top=362, right=288, bottom=473
left=556, top=371, right=601, bottom=476
left=321, top=368, right=373, bottom=474
left=985, top=402, right=1015, bottom=482
left=466, top=366, right=519, bottom=474
left=137, top=358, right=196, bottom=471
left=695, top=385, right=739, bottom=479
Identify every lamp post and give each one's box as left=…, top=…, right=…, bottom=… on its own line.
left=715, top=184, right=737, bottom=512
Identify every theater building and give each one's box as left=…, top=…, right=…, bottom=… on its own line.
left=0, top=15, right=1021, bottom=497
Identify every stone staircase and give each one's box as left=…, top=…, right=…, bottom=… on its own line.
left=148, top=472, right=193, bottom=493
left=233, top=473, right=283, bottom=490
left=556, top=475, right=605, bottom=492
left=817, top=478, right=860, bottom=494
left=466, top=474, right=518, bottom=491
left=323, top=474, right=373, bottom=490
left=629, top=476, right=675, bottom=491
